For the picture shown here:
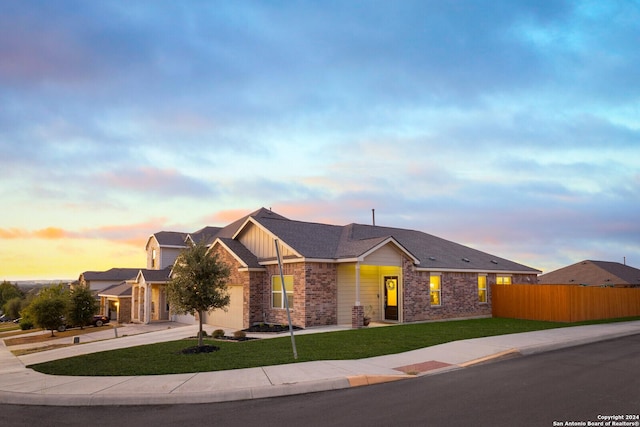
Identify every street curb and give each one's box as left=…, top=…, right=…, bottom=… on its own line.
left=517, top=329, right=640, bottom=356
left=347, top=374, right=411, bottom=387
left=458, top=348, right=521, bottom=367
left=0, top=377, right=353, bottom=406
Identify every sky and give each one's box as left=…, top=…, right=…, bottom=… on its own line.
left=1, top=0, right=639, bottom=281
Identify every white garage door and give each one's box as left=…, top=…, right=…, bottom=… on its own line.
left=205, top=284, right=244, bottom=330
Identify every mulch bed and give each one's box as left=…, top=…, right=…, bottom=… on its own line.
left=178, top=345, right=220, bottom=354
left=243, top=324, right=302, bottom=333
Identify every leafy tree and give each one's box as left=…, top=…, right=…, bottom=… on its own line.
left=3, top=297, right=23, bottom=320
left=24, top=284, right=69, bottom=336
left=68, top=285, right=98, bottom=329
left=166, top=242, right=231, bottom=347
left=0, top=281, right=23, bottom=310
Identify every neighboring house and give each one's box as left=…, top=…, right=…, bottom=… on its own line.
left=132, top=207, right=540, bottom=329
left=79, top=268, right=141, bottom=293
left=98, top=282, right=132, bottom=323
left=131, top=267, right=173, bottom=324
left=538, top=260, right=640, bottom=288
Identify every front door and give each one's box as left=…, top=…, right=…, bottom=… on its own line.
left=384, top=276, right=398, bottom=321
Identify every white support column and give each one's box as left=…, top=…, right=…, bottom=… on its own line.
left=144, top=283, right=151, bottom=324
left=355, top=262, right=361, bottom=306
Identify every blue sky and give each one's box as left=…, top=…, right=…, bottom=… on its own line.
left=1, top=0, right=639, bottom=280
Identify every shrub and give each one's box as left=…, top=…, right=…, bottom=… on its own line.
left=197, top=330, right=209, bottom=338
left=19, top=318, right=34, bottom=330
left=233, top=330, right=246, bottom=339
left=212, top=329, right=225, bottom=338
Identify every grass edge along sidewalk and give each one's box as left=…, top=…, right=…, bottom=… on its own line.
left=29, top=317, right=640, bottom=376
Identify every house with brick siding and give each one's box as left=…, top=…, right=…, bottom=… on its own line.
left=130, top=207, right=540, bottom=329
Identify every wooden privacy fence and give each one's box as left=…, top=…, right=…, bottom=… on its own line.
left=491, top=284, right=640, bottom=322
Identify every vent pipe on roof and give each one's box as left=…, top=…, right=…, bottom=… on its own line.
left=372, top=209, right=375, bottom=226
left=624, top=256, right=626, bottom=265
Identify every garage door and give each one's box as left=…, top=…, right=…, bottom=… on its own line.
left=205, top=284, right=244, bottom=330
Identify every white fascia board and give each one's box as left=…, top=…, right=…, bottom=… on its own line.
left=415, top=267, right=540, bottom=274
left=144, top=235, right=158, bottom=251
left=209, top=238, right=248, bottom=268
left=231, top=217, right=302, bottom=258
left=134, top=269, right=145, bottom=283
left=159, top=244, right=188, bottom=249
left=238, top=267, right=267, bottom=272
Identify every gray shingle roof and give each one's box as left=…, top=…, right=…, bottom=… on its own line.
left=252, top=215, right=539, bottom=272
left=189, top=226, right=222, bottom=244
left=139, top=267, right=172, bottom=282
left=153, top=231, right=188, bottom=247
left=538, top=260, right=640, bottom=286
left=98, top=281, right=132, bottom=297
left=82, top=268, right=140, bottom=282
left=149, top=207, right=539, bottom=273
left=217, top=238, right=262, bottom=268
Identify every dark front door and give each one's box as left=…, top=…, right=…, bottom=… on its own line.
left=384, top=276, right=398, bottom=321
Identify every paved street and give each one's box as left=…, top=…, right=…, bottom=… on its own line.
left=2, top=334, right=639, bottom=427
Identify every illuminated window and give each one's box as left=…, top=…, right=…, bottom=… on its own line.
left=430, top=274, right=441, bottom=306
left=496, top=276, right=512, bottom=285
left=152, top=249, right=157, bottom=268
left=478, top=275, right=487, bottom=303
left=272, top=275, right=294, bottom=309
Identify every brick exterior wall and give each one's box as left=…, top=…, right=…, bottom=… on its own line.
left=403, top=255, right=538, bottom=322
left=212, top=245, right=537, bottom=329
left=118, top=298, right=132, bottom=323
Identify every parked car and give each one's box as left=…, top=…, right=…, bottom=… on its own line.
left=92, top=315, right=109, bottom=327
left=56, top=315, right=110, bottom=332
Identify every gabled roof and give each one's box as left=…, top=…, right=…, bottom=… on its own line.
left=188, top=226, right=223, bottom=245
left=213, top=237, right=262, bottom=269
left=538, top=260, right=640, bottom=287
left=137, top=267, right=172, bottom=283
left=98, top=281, right=132, bottom=297
left=143, top=207, right=539, bottom=274
left=81, top=268, right=140, bottom=282
left=146, top=231, right=188, bottom=250
left=243, top=211, right=539, bottom=273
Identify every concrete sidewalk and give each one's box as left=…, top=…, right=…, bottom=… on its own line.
left=1, top=320, right=638, bottom=406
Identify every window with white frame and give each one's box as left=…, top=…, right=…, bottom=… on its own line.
left=430, top=274, right=441, bottom=306
left=496, top=275, right=512, bottom=285
left=272, top=275, right=294, bottom=309
left=478, top=275, right=487, bottom=303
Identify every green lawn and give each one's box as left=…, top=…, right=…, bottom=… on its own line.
left=29, top=316, right=640, bottom=376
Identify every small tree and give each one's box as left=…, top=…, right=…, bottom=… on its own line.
left=68, top=285, right=98, bottom=329
left=166, top=242, right=231, bottom=347
left=0, top=281, right=23, bottom=310
left=25, top=284, right=70, bottom=337
left=3, top=297, right=23, bottom=320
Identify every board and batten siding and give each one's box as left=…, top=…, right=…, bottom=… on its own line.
left=362, top=243, right=403, bottom=266
left=161, top=247, right=182, bottom=270
left=237, top=223, right=296, bottom=259
left=337, top=264, right=402, bottom=324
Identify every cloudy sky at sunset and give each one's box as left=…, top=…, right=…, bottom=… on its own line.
left=1, top=1, right=639, bottom=281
